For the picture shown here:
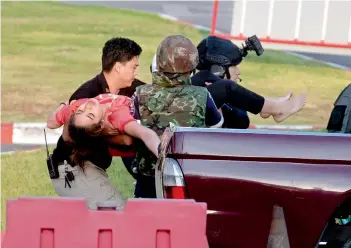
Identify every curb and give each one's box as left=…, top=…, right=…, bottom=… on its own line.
left=1, top=123, right=325, bottom=146
left=248, top=124, right=325, bottom=131
left=1, top=123, right=63, bottom=145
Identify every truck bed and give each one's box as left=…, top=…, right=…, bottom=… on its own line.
left=156, top=127, right=351, bottom=248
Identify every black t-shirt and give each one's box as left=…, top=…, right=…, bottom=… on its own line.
left=191, top=70, right=228, bottom=109
left=51, top=72, right=145, bottom=170
left=191, top=70, right=223, bottom=87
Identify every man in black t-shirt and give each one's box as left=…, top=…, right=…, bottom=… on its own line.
left=49, top=37, right=144, bottom=210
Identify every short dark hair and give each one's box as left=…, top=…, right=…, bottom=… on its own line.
left=102, top=37, right=142, bottom=71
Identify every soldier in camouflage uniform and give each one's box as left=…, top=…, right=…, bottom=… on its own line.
left=132, top=35, right=222, bottom=194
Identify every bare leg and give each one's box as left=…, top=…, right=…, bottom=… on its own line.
left=260, top=93, right=293, bottom=119
left=260, top=93, right=307, bottom=123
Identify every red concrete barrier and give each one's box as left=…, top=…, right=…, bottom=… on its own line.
left=1, top=231, right=5, bottom=244
left=2, top=197, right=209, bottom=248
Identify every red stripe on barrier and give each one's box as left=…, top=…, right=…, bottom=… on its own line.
left=215, top=33, right=351, bottom=49
left=1, top=123, right=13, bottom=144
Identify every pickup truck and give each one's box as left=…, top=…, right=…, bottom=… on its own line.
left=155, top=125, right=351, bottom=248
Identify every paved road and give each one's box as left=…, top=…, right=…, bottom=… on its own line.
left=1, top=144, right=44, bottom=154
left=65, top=1, right=351, bottom=68
left=294, top=52, right=351, bottom=68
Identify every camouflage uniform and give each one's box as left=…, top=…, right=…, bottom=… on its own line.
left=133, top=35, right=209, bottom=176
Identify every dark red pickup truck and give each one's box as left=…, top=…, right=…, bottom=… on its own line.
left=155, top=126, right=351, bottom=248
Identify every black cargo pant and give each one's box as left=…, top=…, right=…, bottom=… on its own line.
left=122, top=157, right=156, bottom=198
left=221, top=104, right=250, bottom=129
left=206, top=80, right=265, bottom=115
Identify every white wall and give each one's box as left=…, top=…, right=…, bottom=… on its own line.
left=230, top=0, right=351, bottom=46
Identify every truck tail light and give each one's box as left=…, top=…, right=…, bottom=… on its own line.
left=163, top=158, right=187, bottom=199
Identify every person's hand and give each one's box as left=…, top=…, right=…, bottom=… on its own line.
left=55, top=99, right=88, bottom=125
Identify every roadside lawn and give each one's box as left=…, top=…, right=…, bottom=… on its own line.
left=2, top=1, right=351, bottom=125
left=0, top=149, right=134, bottom=230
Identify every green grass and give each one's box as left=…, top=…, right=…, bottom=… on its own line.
left=1, top=149, right=134, bottom=230
left=2, top=1, right=351, bottom=125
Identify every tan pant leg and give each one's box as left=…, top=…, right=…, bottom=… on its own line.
left=51, top=161, right=126, bottom=210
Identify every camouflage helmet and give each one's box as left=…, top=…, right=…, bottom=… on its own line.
left=156, top=35, right=199, bottom=74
